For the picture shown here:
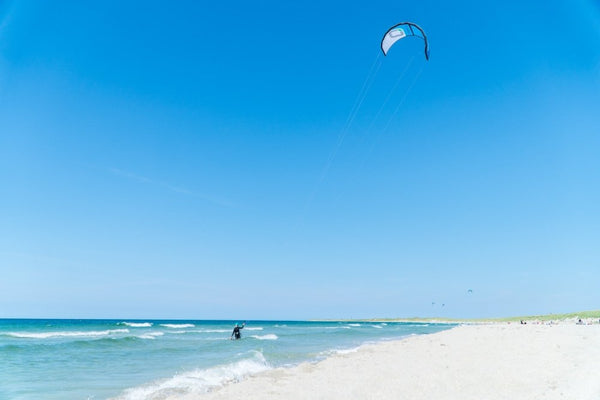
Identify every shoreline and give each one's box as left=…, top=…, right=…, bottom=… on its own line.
left=177, top=323, right=600, bottom=400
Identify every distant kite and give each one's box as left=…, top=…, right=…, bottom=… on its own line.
left=467, top=289, right=473, bottom=294
left=381, top=22, right=430, bottom=60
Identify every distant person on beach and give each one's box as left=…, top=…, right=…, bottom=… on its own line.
left=231, top=322, right=245, bottom=340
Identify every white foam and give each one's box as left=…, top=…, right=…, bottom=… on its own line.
left=137, top=332, right=164, bottom=340
left=199, top=329, right=229, bottom=333
left=120, top=322, right=153, bottom=328
left=318, top=345, right=362, bottom=358
left=111, top=351, right=270, bottom=400
left=244, top=327, right=263, bottom=331
left=250, top=334, right=278, bottom=340
left=348, top=323, right=361, bottom=327
left=335, top=346, right=361, bottom=355
left=372, top=325, right=383, bottom=329
left=6, top=329, right=129, bottom=339
left=160, top=324, right=195, bottom=329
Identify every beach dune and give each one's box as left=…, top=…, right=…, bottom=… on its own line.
left=180, top=324, right=600, bottom=400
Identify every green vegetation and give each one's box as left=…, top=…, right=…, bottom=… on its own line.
left=336, top=310, right=600, bottom=324
left=489, top=310, right=600, bottom=322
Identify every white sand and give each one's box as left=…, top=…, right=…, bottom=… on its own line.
left=178, top=324, right=600, bottom=400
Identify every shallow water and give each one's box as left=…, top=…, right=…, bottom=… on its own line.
left=0, top=319, right=453, bottom=399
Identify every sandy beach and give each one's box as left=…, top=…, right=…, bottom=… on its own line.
left=177, top=323, right=600, bottom=400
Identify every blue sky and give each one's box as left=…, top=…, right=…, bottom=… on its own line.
left=1, top=0, right=599, bottom=319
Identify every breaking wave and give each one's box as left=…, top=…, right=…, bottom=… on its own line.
left=120, top=322, right=153, bottom=328
left=160, top=324, right=195, bottom=329
left=137, top=332, right=164, bottom=340
left=111, top=351, right=270, bottom=399
left=4, top=329, right=130, bottom=339
left=250, top=334, right=278, bottom=341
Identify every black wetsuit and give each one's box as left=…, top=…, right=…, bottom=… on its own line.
left=231, top=325, right=243, bottom=339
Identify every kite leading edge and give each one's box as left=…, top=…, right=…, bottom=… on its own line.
left=381, top=22, right=430, bottom=60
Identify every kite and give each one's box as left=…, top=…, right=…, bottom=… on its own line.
left=381, top=22, right=430, bottom=60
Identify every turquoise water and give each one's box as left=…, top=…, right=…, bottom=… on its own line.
left=0, top=319, right=453, bottom=400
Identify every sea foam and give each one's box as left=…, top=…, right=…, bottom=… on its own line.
left=137, top=332, right=164, bottom=340
left=333, top=346, right=361, bottom=355
left=120, top=322, right=153, bottom=328
left=160, top=324, right=195, bottom=329
left=250, top=334, right=278, bottom=340
left=111, top=351, right=270, bottom=400
left=5, top=329, right=129, bottom=339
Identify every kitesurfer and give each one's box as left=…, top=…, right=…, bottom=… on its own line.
left=231, top=322, right=245, bottom=340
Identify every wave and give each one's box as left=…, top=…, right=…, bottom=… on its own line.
left=111, top=351, right=270, bottom=399
left=348, top=323, right=361, bottom=327
left=335, top=347, right=360, bottom=354
left=317, top=344, right=362, bottom=359
left=198, top=329, right=229, bottom=333
left=4, top=329, right=130, bottom=339
left=244, top=327, right=263, bottom=331
left=250, top=334, right=278, bottom=340
left=119, top=322, right=153, bottom=328
left=330, top=346, right=361, bottom=355
left=137, top=332, right=164, bottom=340
left=160, top=324, right=195, bottom=329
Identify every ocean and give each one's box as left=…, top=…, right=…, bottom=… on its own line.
left=0, top=319, right=453, bottom=400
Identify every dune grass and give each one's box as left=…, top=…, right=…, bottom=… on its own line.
left=489, top=310, right=600, bottom=322
left=350, top=310, right=600, bottom=323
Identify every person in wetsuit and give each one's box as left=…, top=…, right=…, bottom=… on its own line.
left=231, top=322, right=245, bottom=340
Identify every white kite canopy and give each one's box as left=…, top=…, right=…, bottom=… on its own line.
left=381, top=22, right=430, bottom=60
left=381, top=28, right=407, bottom=55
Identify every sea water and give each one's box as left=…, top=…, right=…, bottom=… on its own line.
left=0, top=319, right=453, bottom=400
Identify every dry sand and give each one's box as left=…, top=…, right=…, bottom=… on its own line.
left=175, top=323, right=600, bottom=400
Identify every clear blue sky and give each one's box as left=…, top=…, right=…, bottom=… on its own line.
left=1, top=0, right=599, bottom=319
